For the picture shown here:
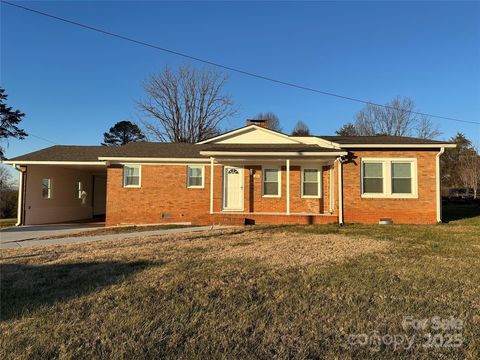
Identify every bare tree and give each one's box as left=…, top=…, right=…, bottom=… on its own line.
left=291, top=120, right=310, bottom=136
left=458, top=146, right=480, bottom=199
left=416, top=114, right=441, bottom=139
left=0, top=165, right=17, bottom=218
left=336, top=96, right=441, bottom=139
left=253, top=112, right=282, bottom=132
left=138, top=65, right=236, bottom=143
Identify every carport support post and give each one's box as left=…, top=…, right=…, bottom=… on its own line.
left=210, top=157, right=214, bottom=214
left=14, top=165, right=26, bottom=226
left=286, top=159, right=290, bottom=215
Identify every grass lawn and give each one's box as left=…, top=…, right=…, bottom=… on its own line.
left=0, top=218, right=16, bottom=229
left=1, top=205, right=479, bottom=359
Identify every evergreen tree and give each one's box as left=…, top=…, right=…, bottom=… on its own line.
left=0, top=87, right=27, bottom=159
left=102, top=121, right=145, bottom=146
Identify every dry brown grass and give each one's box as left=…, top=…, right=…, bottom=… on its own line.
left=1, top=210, right=479, bottom=359
left=1, top=228, right=387, bottom=268
left=201, top=231, right=388, bottom=266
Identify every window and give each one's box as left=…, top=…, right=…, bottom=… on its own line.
left=76, top=182, right=84, bottom=199
left=361, top=158, right=417, bottom=198
left=263, top=168, right=280, bottom=197
left=187, top=166, right=204, bottom=188
left=392, top=162, right=412, bottom=194
left=362, top=162, right=384, bottom=194
left=302, top=168, right=321, bottom=198
left=42, top=178, right=52, bottom=199
left=123, top=165, right=141, bottom=187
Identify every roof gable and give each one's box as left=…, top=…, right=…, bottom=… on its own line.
left=197, top=125, right=301, bottom=145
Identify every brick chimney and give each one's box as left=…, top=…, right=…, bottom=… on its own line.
left=246, top=119, right=269, bottom=129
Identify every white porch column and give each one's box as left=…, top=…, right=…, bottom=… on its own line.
left=337, top=158, right=344, bottom=225
left=286, top=159, right=290, bottom=215
left=210, top=157, right=214, bottom=214
left=329, top=164, right=334, bottom=213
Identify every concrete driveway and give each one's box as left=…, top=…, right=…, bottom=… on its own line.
left=1, top=224, right=103, bottom=246
left=0, top=225, right=228, bottom=249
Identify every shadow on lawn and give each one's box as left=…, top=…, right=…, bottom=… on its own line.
left=0, top=260, right=151, bottom=321
left=442, top=203, right=480, bottom=223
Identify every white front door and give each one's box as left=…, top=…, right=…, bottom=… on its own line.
left=223, top=166, right=244, bottom=211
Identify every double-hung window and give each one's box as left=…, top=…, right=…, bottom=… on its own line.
left=42, top=178, right=52, bottom=199
left=302, top=168, right=321, bottom=198
left=123, top=165, right=141, bottom=188
left=187, top=166, right=204, bottom=188
left=263, top=168, right=280, bottom=197
left=362, top=162, right=384, bottom=194
left=391, top=162, right=413, bottom=194
left=361, top=158, right=417, bottom=198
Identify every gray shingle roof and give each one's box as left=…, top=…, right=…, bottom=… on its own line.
left=318, top=135, right=451, bottom=145
left=7, top=135, right=452, bottom=162
left=7, top=143, right=208, bottom=162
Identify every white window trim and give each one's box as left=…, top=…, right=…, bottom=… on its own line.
left=361, top=158, right=418, bottom=199
left=187, top=165, right=205, bottom=189
left=262, top=166, right=281, bottom=198
left=42, top=178, right=52, bottom=199
left=301, top=167, right=322, bottom=198
left=123, top=164, right=142, bottom=188
left=76, top=181, right=83, bottom=199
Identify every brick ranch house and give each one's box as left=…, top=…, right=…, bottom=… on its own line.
left=5, top=120, right=456, bottom=226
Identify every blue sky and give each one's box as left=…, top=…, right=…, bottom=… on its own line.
left=1, top=1, right=480, bottom=160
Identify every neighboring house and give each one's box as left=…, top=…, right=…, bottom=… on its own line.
left=4, top=120, right=455, bottom=226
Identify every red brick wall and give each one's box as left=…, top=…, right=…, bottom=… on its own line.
left=106, top=163, right=333, bottom=226
left=341, top=149, right=438, bottom=224
left=105, top=150, right=438, bottom=226
left=241, top=165, right=332, bottom=214
left=106, top=164, right=220, bottom=226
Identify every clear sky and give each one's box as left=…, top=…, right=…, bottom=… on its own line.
left=1, top=1, right=480, bottom=161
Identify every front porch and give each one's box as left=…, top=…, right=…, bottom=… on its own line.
left=203, top=153, right=343, bottom=225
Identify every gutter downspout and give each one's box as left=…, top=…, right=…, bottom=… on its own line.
left=436, top=147, right=445, bottom=223
left=336, top=157, right=344, bottom=225
left=14, top=164, right=26, bottom=226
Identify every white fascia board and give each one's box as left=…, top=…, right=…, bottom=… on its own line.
left=338, top=143, right=456, bottom=149
left=2, top=160, right=107, bottom=166
left=98, top=157, right=208, bottom=162
left=196, top=125, right=302, bottom=144
left=199, top=151, right=348, bottom=157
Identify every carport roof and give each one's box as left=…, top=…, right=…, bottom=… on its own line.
left=6, top=143, right=209, bottom=162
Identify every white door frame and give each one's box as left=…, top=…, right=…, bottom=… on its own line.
left=222, top=165, right=244, bottom=211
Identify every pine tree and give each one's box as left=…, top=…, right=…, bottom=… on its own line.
left=0, top=87, right=27, bottom=159
left=102, top=121, right=146, bottom=146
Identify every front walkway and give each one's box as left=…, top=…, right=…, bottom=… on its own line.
left=1, top=224, right=104, bottom=243
left=0, top=225, right=228, bottom=249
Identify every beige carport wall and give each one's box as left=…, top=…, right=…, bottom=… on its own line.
left=4, top=160, right=107, bottom=225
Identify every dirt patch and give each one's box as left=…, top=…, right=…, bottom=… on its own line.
left=201, top=231, right=389, bottom=266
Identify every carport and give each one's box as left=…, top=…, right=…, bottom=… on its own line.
left=3, top=145, right=117, bottom=226
left=8, top=161, right=107, bottom=226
